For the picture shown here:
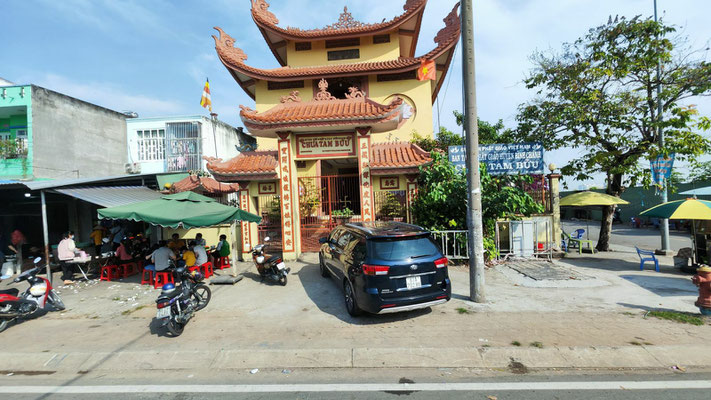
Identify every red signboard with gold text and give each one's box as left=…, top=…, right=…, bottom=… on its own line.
left=296, top=133, right=356, bottom=158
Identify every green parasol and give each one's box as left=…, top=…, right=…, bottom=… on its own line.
left=98, top=191, right=261, bottom=229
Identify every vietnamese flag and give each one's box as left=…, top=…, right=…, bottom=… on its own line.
left=417, top=60, right=436, bottom=81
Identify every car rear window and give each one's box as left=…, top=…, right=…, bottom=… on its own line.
left=369, top=236, right=440, bottom=261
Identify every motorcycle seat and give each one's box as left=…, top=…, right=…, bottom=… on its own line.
left=160, top=288, right=183, bottom=299
left=267, top=255, right=281, bottom=264
left=0, top=288, right=19, bottom=297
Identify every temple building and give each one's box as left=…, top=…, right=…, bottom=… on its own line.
left=206, top=0, right=461, bottom=260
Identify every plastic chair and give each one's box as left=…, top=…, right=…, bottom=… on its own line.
left=568, top=229, right=594, bottom=254
left=154, top=271, right=175, bottom=289
left=119, top=262, right=138, bottom=278
left=200, top=262, right=213, bottom=279
left=141, top=268, right=154, bottom=286
left=636, top=247, right=660, bottom=272
left=100, top=265, right=121, bottom=282
left=217, top=256, right=231, bottom=270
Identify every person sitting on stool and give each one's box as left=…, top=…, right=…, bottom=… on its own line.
left=57, top=231, right=81, bottom=285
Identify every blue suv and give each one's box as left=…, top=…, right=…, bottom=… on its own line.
left=318, top=222, right=451, bottom=316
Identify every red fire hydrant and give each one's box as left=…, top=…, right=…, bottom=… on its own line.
left=691, top=266, right=711, bottom=315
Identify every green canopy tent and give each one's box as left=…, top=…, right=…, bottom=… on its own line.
left=97, top=191, right=261, bottom=228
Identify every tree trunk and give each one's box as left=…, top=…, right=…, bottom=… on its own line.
left=596, top=173, right=623, bottom=252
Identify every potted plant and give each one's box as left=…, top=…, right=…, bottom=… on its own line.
left=378, top=192, right=404, bottom=221
left=332, top=207, right=354, bottom=225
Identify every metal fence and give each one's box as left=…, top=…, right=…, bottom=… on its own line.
left=165, top=122, right=201, bottom=172
left=430, top=230, right=469, bottom=260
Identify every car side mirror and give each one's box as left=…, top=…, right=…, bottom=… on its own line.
left=319, top=237, right=328, bottom=244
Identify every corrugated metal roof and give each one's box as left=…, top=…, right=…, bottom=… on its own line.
left=53, top=186, right=162, bottom=208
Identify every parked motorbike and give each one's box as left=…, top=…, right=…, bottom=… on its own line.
left=155, top=265, right=211, bottom=337
left=252, top=237, right=290, bottom=286
left=0, top=257, right=65, bottom=333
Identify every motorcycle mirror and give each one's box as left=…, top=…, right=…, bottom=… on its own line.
left=33, top=257, right=42, bottom=264
left=264, top=237, right=271, bottom=242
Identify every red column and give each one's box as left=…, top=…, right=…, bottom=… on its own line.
left=357, top=128, right=374, bottom=222
left=239, top=189, right=252, bottom=252
left=278, top=132, right=296, bottom=254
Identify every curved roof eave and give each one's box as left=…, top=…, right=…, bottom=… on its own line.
left=251, top=0, right=428, bottom=65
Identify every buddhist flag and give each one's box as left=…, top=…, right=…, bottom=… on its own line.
left=200, top=78, right=212, bottom=112
left=417, top=60, right=436, bottom=81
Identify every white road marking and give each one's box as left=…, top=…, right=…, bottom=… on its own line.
left=1, top=381, right=711, bottom=394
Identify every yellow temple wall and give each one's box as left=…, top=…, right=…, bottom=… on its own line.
left=285, top=33, right=401, bottom=68
left=366, top=76, right=435, bottom=142
left=255, top=79, right=315, bottom=113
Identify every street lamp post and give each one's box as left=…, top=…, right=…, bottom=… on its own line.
left=654, top=0, right=671, bottom=254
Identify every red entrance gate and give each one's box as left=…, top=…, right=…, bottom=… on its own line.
left=299, top=175, right=360, bottom=252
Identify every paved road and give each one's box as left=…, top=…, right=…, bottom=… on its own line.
left=2, top=372, right=710, bottom=399
left=562, top=220, right=693, bottom=251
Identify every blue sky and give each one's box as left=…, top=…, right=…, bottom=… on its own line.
left=2, top=0, right=710, bottom=188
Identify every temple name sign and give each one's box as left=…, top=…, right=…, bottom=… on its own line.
left=296, top=133, right=356, bottom=158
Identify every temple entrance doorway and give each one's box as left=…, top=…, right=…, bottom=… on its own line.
left=298, top=167, right=361, bottom=252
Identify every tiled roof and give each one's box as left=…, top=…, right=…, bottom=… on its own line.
left=240, top=95, right=404, bottom=132
left=213, top=2, right=461, bottom=101
left=205, top=151, right=279, bottom=180
left=371, top=142, right=431, bottom=171
left=208, top=143, right=431, bottom=181
left=251, top=0, right=426, bottom=39
left=171, top=175, right=240, bottom=194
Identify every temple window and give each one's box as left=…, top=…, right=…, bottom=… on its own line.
left=268, top=81, right=305, bottom=91
left=319, top=77, right=365, bottom=99
left=328, top=49, right=360, bottom=61
left=373, top=34, right=390, bottom=44
left=295, top=42, right=312, bottom=51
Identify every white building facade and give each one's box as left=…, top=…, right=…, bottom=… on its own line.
left=126, top=115, right=255, bottom=174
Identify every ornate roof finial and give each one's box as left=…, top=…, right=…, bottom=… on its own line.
left=280, top=91, right=302, bottom=103
left=434, top=3, right=461, bottom=47
left=323, top=6, right=367, bottom=30
left=252, top=0, right=279, bottom=25
left=345, top=86, right=366, bottom=99
left=213, top=27, right=248, bottom=64
left=314, top=79, right=336, bottom=101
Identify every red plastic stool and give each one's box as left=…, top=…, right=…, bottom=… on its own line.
left=120, top=262, right=138, bottom=277
left=154, top=271, right=174, bottom=289
left=141, top=268, right=154, bottom=286
left=200, top=262, right=213, bottom=279
left=100, top=265, right=121, bottom=282
left=218, top=256, right=231, bottom=270
left=188, top=265, right=201, bottom=275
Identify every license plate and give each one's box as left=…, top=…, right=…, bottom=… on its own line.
left=277, top=262, right=286, bottom=270
left=156, top=308, right=171, bottom=319
left=405, top=276, right=422, bottom=290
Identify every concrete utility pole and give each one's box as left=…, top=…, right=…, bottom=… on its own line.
left=461, top=0, right=486, bottom=303
left=655, top=0, right=671, bottom=253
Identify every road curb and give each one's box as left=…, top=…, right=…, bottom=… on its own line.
left=3, top=344, right=710, bottom=373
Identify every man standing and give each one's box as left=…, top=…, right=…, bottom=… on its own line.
left=10, top=228, right=26, bottom=275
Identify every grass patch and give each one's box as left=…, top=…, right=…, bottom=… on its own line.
left=482, top=344, right=491, bottom=348
left=647, top=311, right=704, bottom=326
left=629, top=341, right=642, bottom=346
left=456, top=307, right=470, bottom=314
left=112, top=297, right=121, bottom=301
left=529, top=341, right=543, bottom=348
left=622, top=312, right=637, bottom=317
left=511, top=341, right=521, bottom=347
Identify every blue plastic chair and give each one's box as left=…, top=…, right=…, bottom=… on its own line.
left=635, top=247, right=660, bottom=272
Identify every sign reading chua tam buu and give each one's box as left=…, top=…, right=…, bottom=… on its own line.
left=449, top=142, right=545, bottom=175
left=296, top=133, right=356, bottom=158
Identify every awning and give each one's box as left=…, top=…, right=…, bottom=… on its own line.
left=53, top=186, right=162, bottom=208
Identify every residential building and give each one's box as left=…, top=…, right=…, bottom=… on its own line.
left=0, top=83, right=128, bottom=180
left=205, top=0, right=460, bottom=260
left=126, top=115, right=256, bottom=175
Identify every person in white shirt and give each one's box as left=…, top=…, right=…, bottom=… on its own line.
left=57, top=231, right=80, bottom=284
left=145, top=241, right=176, bottom=272
left=193, top=243, right=208, bottom=266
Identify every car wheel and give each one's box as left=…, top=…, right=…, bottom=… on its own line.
left=343, top=280, right=362, bottom=317
left=319, top=255, right=329, bottom=278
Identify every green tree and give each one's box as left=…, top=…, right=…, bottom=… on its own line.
left=514, top=16, right=711, bottom=251
left=412, top=112, right=515, bottom=153
left=411, top=152, right=543, bottom=259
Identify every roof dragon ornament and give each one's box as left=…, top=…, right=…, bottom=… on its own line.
left=314, top=79, right=337, bottom=101
left=213, top=27, right=248, bottom=64
left=251, top=0, right=279, bottom=25
left=434, top=3, right=460, bottom=47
